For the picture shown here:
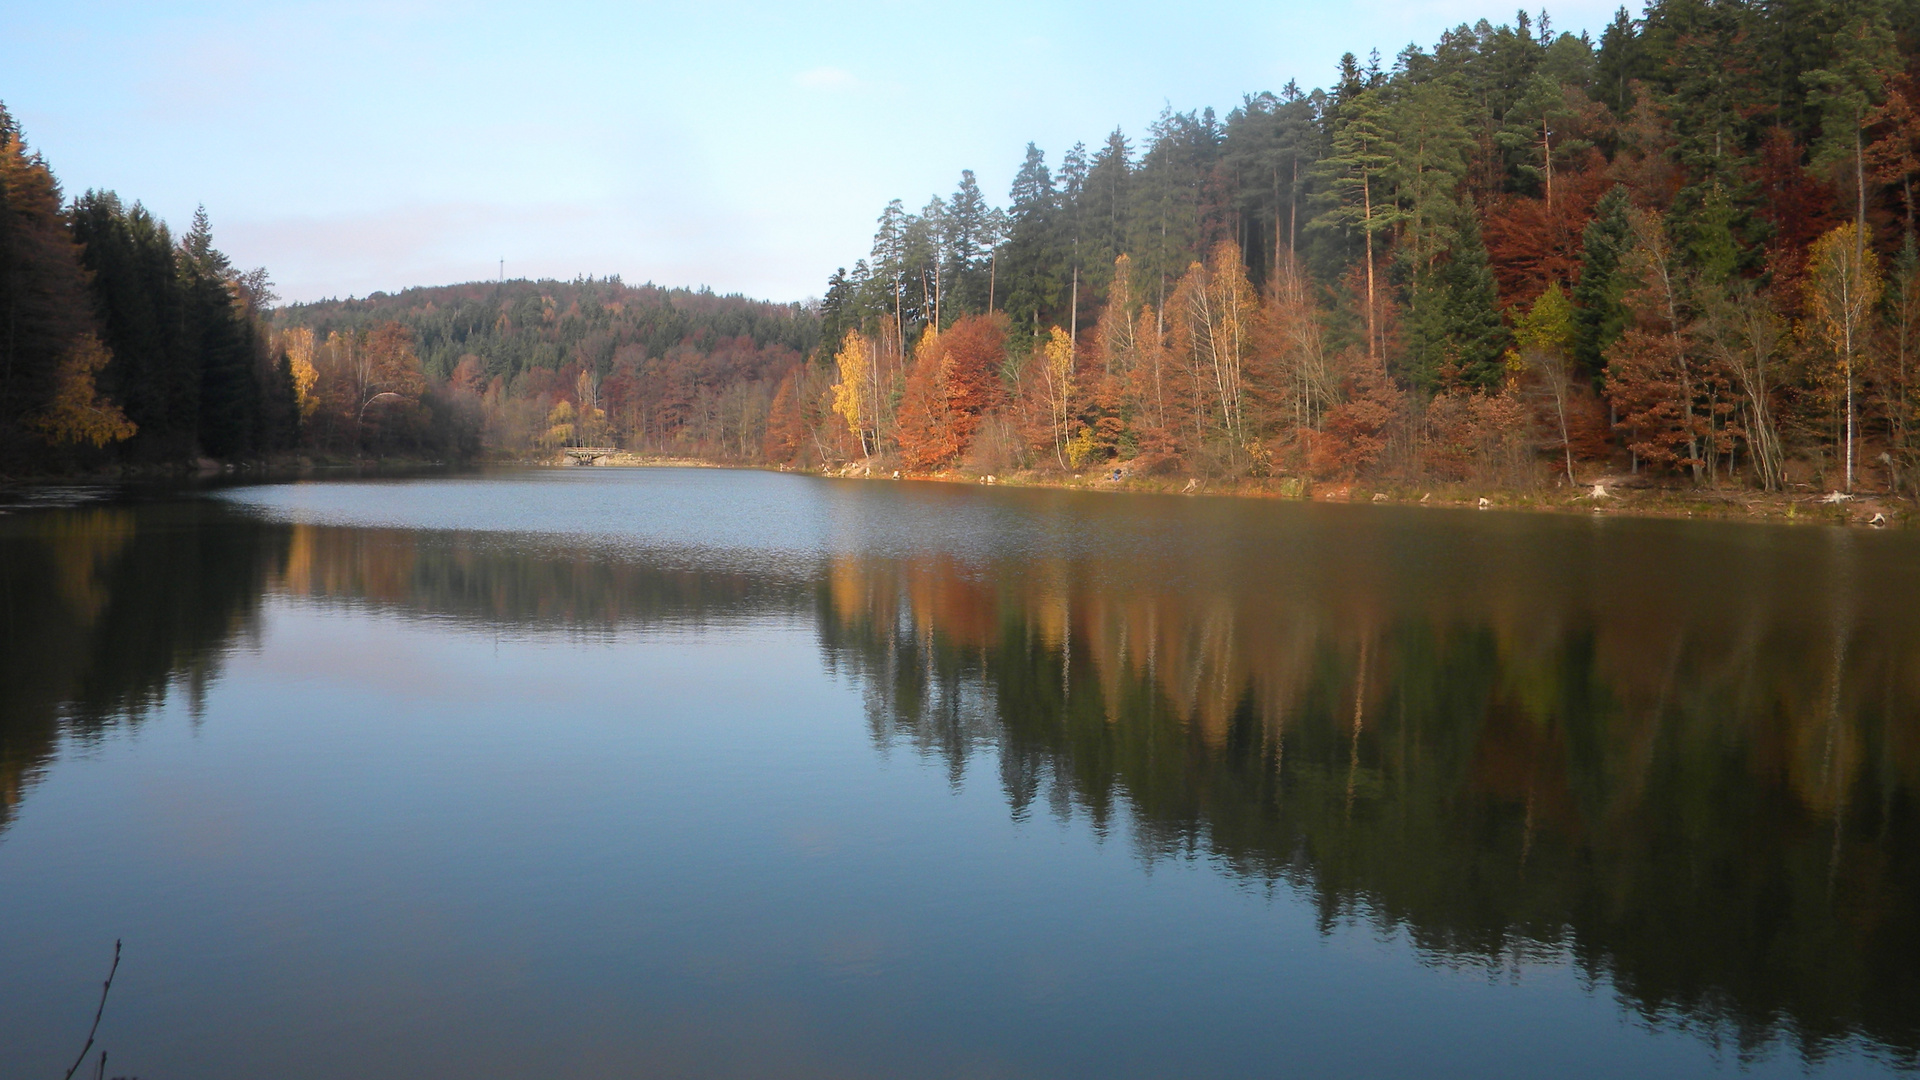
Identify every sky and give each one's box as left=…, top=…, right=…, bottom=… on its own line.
left=5, top=0, right=1629, bottom=305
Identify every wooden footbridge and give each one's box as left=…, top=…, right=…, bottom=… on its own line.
left=561, top=447, right=619, bottom=465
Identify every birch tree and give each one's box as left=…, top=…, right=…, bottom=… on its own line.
left=1805, top=223, right=1883, bottom=491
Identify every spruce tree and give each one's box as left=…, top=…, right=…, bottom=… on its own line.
left=943, top=171, right=991, bottom=317
left=71, top=191, right=194, bottom=459
left=1002, top=143, right=1061, bottom=341
left=1574, top=186, right=1634, bottom=376
left=1440, top=212, right=1509, bottom=387
left=179, top=206, right=262, bottom=460
left=0, top=102, right=95, bottom=462
left=1594, top=7, right=1643, bottom=114
left=1083, top=129, right=1132, bottom=287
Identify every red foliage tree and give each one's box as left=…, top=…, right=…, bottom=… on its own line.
left=1309, top=351, right=1405, bottom=479
left=1754, top=127, right=1841, bottom=313
left=1481, top=148, right=1615, bottom=310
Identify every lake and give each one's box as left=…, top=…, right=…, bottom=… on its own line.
left=2, top=466, right=1917, bottom=1078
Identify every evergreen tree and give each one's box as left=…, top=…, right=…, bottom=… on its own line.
left=1313, top=86, right=1401, bottom=358
left=1127, top=108, right=1224, bottom=318
left=0, top=102, right=97, bottom=463
left=1224, top=90, right=1321, bottom=287
left=177, top=207, right=262, bottom=459
left=1082, top=129, right=1133, bottom=287
left=1438, top=212, right=1509, bottom=387
left=1002, top=143, right=1062, bottom=341
left=817, top=267, right=852, bottom=364
left=943, top=170, right=991, bottom=317
left=870, top=199, right=912, bottom=342
left=1806, top=0, right=1899, bottom=240
left=70, top=191, right=196, bottom=460
left=1573, top=185, right=1634, bottom=375
left=1595, top=6, right=1644, bottom=115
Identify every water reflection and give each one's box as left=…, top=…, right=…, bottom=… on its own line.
left=3, top=489, right=1918, bottom=1067
left=817, top=530, right=1920, bottom=1065
left=0, top=503, right=285, bottom=832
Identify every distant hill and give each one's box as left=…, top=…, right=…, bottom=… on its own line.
left=274, top=277, right=820, bottom=383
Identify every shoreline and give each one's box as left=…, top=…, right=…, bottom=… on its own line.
left=5, top=450, right=1907, bottom=530
left=564, top=452, right=1914, bottom=529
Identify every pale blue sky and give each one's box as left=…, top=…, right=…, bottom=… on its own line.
left=6, top=0, right=1624, bottom=303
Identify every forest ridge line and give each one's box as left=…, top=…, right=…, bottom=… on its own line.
left=2, top=0, right=1915, bottom=513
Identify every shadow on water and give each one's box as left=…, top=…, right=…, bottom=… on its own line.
left=3, top=486, right=1919, bottom=1067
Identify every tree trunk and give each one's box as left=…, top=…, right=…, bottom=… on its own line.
left=1362, top=181, right=1377, bottom=360
left=1543, top=125, right=1554, bottom=219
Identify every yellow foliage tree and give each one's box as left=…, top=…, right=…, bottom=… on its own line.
left=281, top=326, right=320, bottom=419
left=543, top=399, right=576, bottom=449
left=1805, top=223, right=1883, bottom=491
left=35, top=335, right=136, bottom=448
left=1041, top=325, right=1075, bottom=467
left=573, top=369, right=608, bottom=447
left=1168, top=243, right=1256, bottom=460
left=830, top=329, right=872, bottom=457
left=1065, top=425, right=1099, bottom=470
left=1511, top=282, right=1580, bottom=480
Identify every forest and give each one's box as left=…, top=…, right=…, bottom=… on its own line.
left=0, top=103, right=818, bottom=471
left=782, top=0, right=1920, bottom=494
left=6, top=0, right=1920, bottom=491
left=272, top=280, right=816, bottom=460
left=0, top=104, right=295, bottom=471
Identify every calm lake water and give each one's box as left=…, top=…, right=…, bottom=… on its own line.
left=3, top=467, right=1919, bottom=1078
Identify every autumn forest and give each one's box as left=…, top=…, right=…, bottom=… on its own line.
left=5, top=0, right=1920, bottom=495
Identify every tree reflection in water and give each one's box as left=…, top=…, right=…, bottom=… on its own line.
left=0, top=503, right=285, bottom=834
left=2, top=496, right=1917, bottom=1066
left=815, top=522, right=1920, bottom=1067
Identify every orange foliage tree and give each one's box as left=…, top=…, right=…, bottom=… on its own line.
left=1604, top=211, right=1725, bottom=482
left=1310, top=351, right=1404, bottom=479
left=897, top=314, right=1008, bottom=471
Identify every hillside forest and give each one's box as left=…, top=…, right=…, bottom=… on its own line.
left=787, top=0, right=1920, bottom=493
left=0, top=98, right=819, bottom=472
left=5, top=0, right=1920, bottom=493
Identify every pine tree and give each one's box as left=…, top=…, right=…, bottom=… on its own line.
left=1389, top=79, right=1474, bottom=274
left=1312, top=86, right=1401, bottom=360
left=1807, top=0, right=1898, bottom=243
left=871, top=199, right=912, bottom=347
